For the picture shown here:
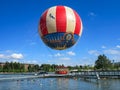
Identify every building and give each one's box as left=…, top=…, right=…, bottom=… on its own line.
left=23, top=63, right=34, bottom=71
left=0, top=62, right=5, bottom=67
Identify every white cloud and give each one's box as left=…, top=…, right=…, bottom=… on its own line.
left=104, top=49, right=120, bottom=55
left=54, top=53, right=63, bottom=57
left=10, top=53, right=23, bottom=59
left=54, top=51, right=75, bottom=57
left=0, top=54, right=5, bottom=58
left=101, top=45, right=106, bottom=49
left=116, top=45, right=120, bottom=48
left=88, top=50, right=99, bottom=56
left=0, top=53, right=24, bottom=62
left=59, top=57, right=71, bottom=60
left=67, top=51, right=75, bottom=56
left=26, top=60, right=38, bottom=64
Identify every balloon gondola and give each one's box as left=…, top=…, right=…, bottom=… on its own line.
left=38, top=5, right=83, bottom=50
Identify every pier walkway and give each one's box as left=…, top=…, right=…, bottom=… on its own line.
left=69, top=70, right=120, bottom=79
left=0, top=70, right=120, bottom=81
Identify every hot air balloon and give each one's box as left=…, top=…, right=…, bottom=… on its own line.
left=38, top=5, right=83, bottom=50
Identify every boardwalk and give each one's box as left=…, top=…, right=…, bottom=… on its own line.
left=0, top=70, right=120, bottom=81
left=69, top=70, right=120, bottom=79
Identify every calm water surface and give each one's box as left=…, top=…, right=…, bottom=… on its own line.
left=0, top=74, right=120, bottom=90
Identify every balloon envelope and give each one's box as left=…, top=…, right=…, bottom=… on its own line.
left=38, top=5, right=83, bottom=50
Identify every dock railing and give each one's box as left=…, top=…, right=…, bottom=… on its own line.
left=69, top=70, right=120, bottom=79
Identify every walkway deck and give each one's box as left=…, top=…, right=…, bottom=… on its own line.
left=69, top=70, right=120, bottom=79
left=0, top=70, right=120, bottom=81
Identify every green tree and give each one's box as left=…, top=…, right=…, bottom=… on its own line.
left=51, top=64, right=58, bottom=72
left=0, top=65, right=3, bottom=72
left=33, top=64, right=39, bottom=72
left=3, top=61, right=10, bottom=72
left=20, top=64, right=25, bottom=72
left=40, top=64, right=52, bottom=72
left=95, top=54, right=112, bottom=70
left=13, top=62, right=20, bottom=72
left=9, top=62, right=14, bottom=72
left=28, top=65, right=32, bottom=72
left=67, top=66, right=73, bottom=70
left=114, top=62, right=120, bottom=70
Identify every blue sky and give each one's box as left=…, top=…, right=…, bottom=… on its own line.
left=0, top=0, right=120, bottom=66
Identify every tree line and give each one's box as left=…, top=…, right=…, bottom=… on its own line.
left=0, top=54, right=120, bottom=73
left=0, top=62, right=25, bottom=72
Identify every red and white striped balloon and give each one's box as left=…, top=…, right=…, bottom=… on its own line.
left=38, top=5, right=83, bottom=50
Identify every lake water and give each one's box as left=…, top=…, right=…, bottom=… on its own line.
left=0, top=74, right=120, bottom=90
